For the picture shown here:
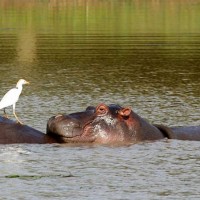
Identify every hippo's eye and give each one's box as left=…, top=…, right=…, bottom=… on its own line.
left=99, top=107, right=106, bottom=113
left=96, top=105, right=108, bottom=115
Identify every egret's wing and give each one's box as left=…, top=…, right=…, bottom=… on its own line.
left=0, top=88, right=20, bottom=109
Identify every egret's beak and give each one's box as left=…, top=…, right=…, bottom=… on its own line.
left=25, top=81, right=30, bottom=85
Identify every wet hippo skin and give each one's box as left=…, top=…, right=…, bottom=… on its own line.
left=47, top=104, right=200, bottom=145
left=0, top=117, right=56, bottom=144
left=1, top=104, right=200, bottom=144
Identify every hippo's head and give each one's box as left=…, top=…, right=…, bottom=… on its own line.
left=47, top=104, right=163, bottom=144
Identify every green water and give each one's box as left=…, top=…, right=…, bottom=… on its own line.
left=0, top=1, right=200, bottom=199
left=0, top=0, right=199, bottom=126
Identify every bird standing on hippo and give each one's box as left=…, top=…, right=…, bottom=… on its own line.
left=0, top=103, right=200, bottom=144
left=0, top=79, right=29, bottom=124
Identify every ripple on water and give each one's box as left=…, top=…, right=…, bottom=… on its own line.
left=0, top=141, right=200, bottom=199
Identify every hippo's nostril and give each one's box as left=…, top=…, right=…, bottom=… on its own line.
left=55, top=114, right=63, bottom=119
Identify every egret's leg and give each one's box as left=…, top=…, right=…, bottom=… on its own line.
left=13, top=104, right=23, bottom=125
left=3, top=108, right=8, bottom=118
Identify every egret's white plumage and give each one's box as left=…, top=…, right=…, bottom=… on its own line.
left=0, top=79, right=30, bottom=124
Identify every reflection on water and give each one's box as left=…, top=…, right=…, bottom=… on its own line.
left=1, top=0, right=200, bottom=34
left=0, top=33, right=199, bottom=129
left=0, top=1, right=200, bottom=199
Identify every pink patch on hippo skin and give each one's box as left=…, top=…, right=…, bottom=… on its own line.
left=83, top=125, right=94, bottom=137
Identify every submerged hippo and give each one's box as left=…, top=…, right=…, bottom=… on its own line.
left=0, top=117, right=56, bottom=144
left=47, top=103, right=200, bottom=145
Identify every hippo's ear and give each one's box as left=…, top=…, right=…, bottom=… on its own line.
left=118, top=107, right=132, bottom=117
left=96, top=103, right=109, bottom=116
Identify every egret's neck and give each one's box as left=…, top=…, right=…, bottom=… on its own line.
left=16, top=84, right=23, bottom=92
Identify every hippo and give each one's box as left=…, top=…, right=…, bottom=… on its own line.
left=0, top=116, right=56, bottom=144
left=46, top=103, right=200, bottom=145
left=0, top=103, right=200, bottom=145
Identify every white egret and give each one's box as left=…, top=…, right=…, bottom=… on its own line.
left=0, top=79, right=30, bottom=124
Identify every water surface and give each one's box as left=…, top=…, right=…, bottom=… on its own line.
left=0, top=1, right=200, bottom=199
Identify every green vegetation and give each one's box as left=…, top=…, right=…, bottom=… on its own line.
left=0, top=0, right=200, bottom=34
